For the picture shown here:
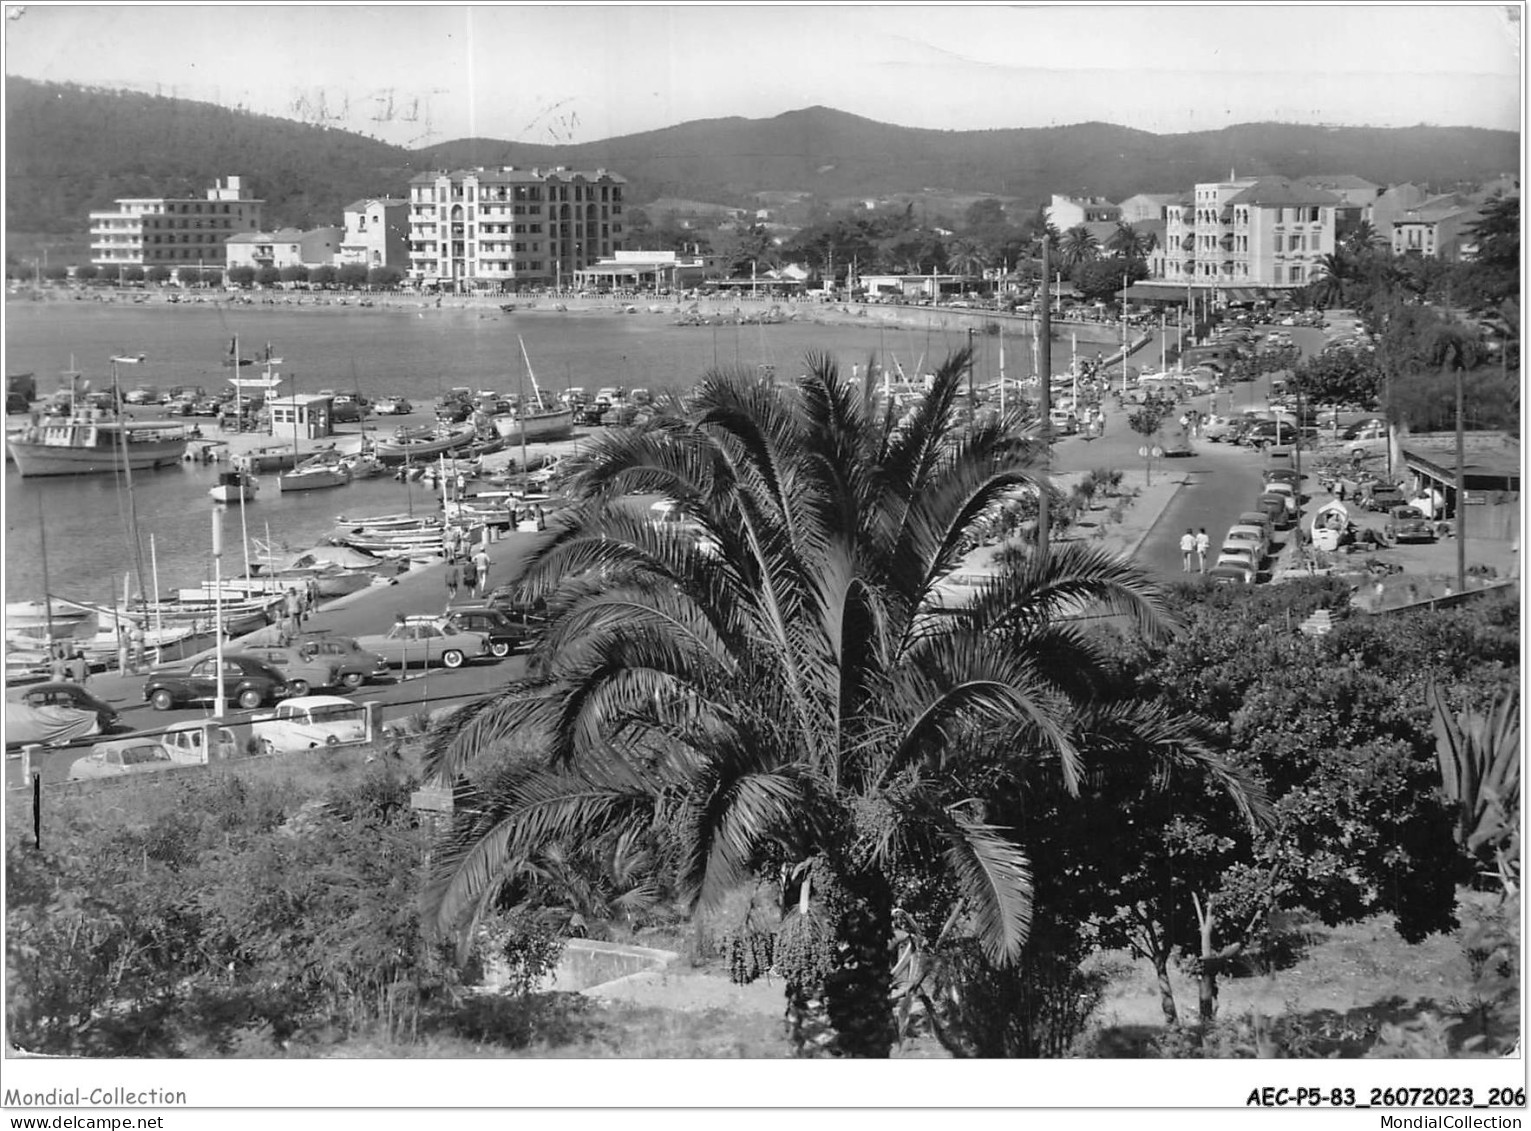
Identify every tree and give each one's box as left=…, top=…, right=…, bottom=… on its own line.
left=1291, top=344, right=1380, bottom=407
left=279, top=265, right=309, bottom=285
left=1060, top=224, right=1099, bottom=268
left=254, top=266, right=281, bottom=289
left=308, top=265, right=337, bottom=288
left=1102, top=581, right=1471, bottom=1024
left=1343, top=220, right=1386, bottom=257
left=226, top=265, right=255, bottom=289
left=945, top=238, right=988, bottom=280
left=1072, top=258, right=1146, bottom=304
left=72, top=264, right=99, bottom=283
left=144, top=265, right=171, bottom=285
left=424, top=349, right=1198, bottom=1056
left=122, top=265, right=146, bottom=284
left=963, top=198, right=1007, bottom=232
left=337, top=263, right=369, bottom=290
left=1313, top=252, right=1353, bottom=308
left=367, top=265, right=403, bottom=290
left=1107, top=221, right=1156, bottom=263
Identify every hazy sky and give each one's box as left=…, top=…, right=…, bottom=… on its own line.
left=4, top=3, right=1523, bottom=146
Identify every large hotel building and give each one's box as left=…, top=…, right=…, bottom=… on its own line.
left=89, top=176, right=264, bottom=274
left=406, top=166, right=626, bottom=290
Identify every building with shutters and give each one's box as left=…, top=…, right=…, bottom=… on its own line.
left=406, top=166, right=626, bottom=291
left=89, top=176, right=263, bottom=277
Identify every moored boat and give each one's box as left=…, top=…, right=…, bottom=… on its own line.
left=278, top=464, right=351, bottom=492
left=209, top=469, right=260, bottom=502
left=6, top=416, right=190, bottom=477
left=373, top=423, right=477, bottom=464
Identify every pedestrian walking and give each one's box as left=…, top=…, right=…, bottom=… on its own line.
left=461, top=556, right=479, bottom=599
left=1195, top=528, right=1210, bottom=572
left=535, top=504, right=547, bottom=532
left=50, top=645, right=69, bottom=684
left=130, top=622, right=147, bottom=673
left=1180, top=528, right=1196, bottom=572
left=306, top=576, right=320, bottom=614
left=445, top=561, right=460, bottom=606
left=117, top=626, right=131, bottom=676
left=473, top=547, right=491, bottom=598
left=71, top=649, right=90, bottom=685
left=284, top=588, right=302, bottom=637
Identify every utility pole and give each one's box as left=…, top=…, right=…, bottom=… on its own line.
left=1455, top=361, right=1466, bottom=594
left=1038, top=236, right=1052, bottom=552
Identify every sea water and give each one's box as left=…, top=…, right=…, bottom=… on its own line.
left=3, top=298, right=1063, bottom=605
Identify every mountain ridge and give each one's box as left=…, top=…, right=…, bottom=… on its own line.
left=5, top=78, right=1518, bottom=238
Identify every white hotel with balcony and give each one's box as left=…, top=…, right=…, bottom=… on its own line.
left=89, top=176, right=263, bottom=277
left=406, top=166, right=626, bottom=291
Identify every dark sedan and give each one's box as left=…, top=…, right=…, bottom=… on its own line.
left=143, top=655, right=289, bottom=711
left=444, top=606, right=536, bottom=658
left=8, top=681, right=120, bottom=731
left=1386, top=506, right=1438, bottom=544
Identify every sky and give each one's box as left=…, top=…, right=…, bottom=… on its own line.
left=3, top=3, right=1523, bottom=147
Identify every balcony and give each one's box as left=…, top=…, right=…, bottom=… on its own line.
left=1181, top=235, right=1195, bottom=251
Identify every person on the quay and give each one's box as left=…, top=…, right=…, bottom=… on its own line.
left=130, top=623, right=147, bottom=673
left=461, top=555, right=479, bottom=599
left=1195, top=528, right=1210, bottom=573
left=1180, top=528, right=1196, bottom=572
left=445, top=561, right=460, bottom=607
left=472, top=546, right=491, bottom=598
left=284, top=588, right=302, bottom=636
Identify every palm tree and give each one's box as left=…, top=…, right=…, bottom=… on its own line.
left=1343, top=220, right=1386, bottom=257
left=1060, top=224, right=1100, bottom=269
left=422, top=350, right=1236, bottom=1056
left=945, top=238, right=989, bottom=280
left=1107, top=221, right=1156, bottom=264
left=1314, top=251, right=1352, bottom=308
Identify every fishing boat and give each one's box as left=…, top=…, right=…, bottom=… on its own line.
left=492, top=338, right=575, bottom=444
left=209, top=469, right=259, bottom=503
left=341, top=451, right=386, bottom=479
left=278, top=451, right=352, bottom=493
left=373, top=423, right=478, bottom=464
left=333, top=513, right=443, bottom=532
left=234, top=444, right=299, bottom=473
left=1309, top=499, right=1353, bottom=553
left=6, top=414, right=189, bottom=477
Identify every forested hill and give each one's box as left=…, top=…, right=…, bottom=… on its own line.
left=6, top=77, right=1520, bottom=235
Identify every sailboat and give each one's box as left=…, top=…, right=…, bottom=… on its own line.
left=492, top=337, right=575, bottom=444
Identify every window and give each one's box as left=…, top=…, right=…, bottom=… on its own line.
left=515, top=224, right=526, bottom=234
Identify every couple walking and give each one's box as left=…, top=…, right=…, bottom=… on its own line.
left=1180, top=527, right=1211, bottom=572
left=446, top=545, right=493, bottom=606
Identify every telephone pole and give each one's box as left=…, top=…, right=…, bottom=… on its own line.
left=1038, top=236, right=1052, bottom=552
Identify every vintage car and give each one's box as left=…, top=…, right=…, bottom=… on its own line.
left=1216, top=544, right=1259, bottom=577
left=232, top=644, right=345, bottom=697
left=250, top=695, right=369, bottom=755
left=160, top=720, right=240, bottom=764
left=1207, top=562, right=1255, bottom=586
left=1255, top=492, right=1293, bottom=528
left=68, top=738, right=177, bottom=781
left=1363, top=484, right=1408, bottom=513
left=1236, top=512, right=1275, bottom=548
left=437, top=607, right=535, bottom=658
left=291, top=632, right=392, bottom=689
left=355, top=621, right=488, bottom=669
left=143, top=655, right=289, bottom=711
left=1385, top=505, right=1438, bottom=544
left=1224, top=524, right=1269, bottom=562
left=9, top=681, right=119, bottom=731
left=373, top=396, right=413, bottom=416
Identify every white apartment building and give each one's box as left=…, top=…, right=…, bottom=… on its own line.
left=1160, top=176, right=1338, bottom=292
left=1045, top=194, right=1120, bottom=230
left=226, top=227, right=344, bottom=272
left=90, top=176, right=263, bottom=274
left=338, top=198, right=410, bottom=269
left=406, top=166, right=626, bottom=290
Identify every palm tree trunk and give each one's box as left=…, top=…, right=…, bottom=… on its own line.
left=821, top=867, right=896, bottom=1057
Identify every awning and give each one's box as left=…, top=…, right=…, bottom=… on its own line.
left=1222, top=287, right=1263, bottom=304
left=1118, top=283, right=1188, bottom=302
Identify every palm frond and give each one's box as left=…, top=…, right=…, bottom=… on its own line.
left=936, top=807, right=1034, bottom=965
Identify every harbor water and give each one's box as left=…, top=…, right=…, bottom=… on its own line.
left=4, top=298, right=1089, bottom=607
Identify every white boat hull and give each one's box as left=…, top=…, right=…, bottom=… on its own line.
left=278, top=467, right=349, bottom=492
left=492, top=409, right=575, bottom=444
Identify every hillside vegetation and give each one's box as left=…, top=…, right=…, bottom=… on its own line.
left=5, top=78, right=1520, bottom=237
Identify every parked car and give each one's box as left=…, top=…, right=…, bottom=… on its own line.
left=1236, top=512, right=1275, bottom=548
left=355, top=621, right=488, bottom=669
left=9, top=681, right=119, bottom=731
left=1216, top=544, right=1259, bottom=576
left=68, top=738, right=177, bottom=781
left=1264, top=468, right=1303, bottom=489
left=160, top=720, right=240, bottom=763
left=1260, top=481, right=1299, bottom=519
left=374, top=396, right=413, bottom=416
left=1255, top=492, right=1293, bottom=528
left=291, top=632, right=392, bottom=689
left=1047, top=408, right=1079, bottom=435
left=1363, top=484, right=1407, bottom=512
left=250, top=695, right=369, bottom=755
left=232, top=644, right=345, bottom=696
left=1385, top=505, right=1437, bottom=544
left=143, top=655, right=289, bottom=711
left=1225, top=524, right=1269, bottom=562
left=440, top=606, right=536, bottom=658
left=1342, top=417, right=1387, bottom=441
left=1207, top=562, right=1255, bottom=586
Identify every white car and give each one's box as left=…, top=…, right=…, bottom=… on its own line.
left=1225, top=524, right=1269, bottom=562
left=161, top=720, right=240, bottom=764
left=68, top=738, right=177, bottom=781
left=250, top=695, right=369, bottom=755
left=1216, top=544, right=1259, bottom=576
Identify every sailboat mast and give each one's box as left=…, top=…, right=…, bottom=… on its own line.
left=37, top=493, right=55, bottom=653
left=516, top=336, right=531, bottom=482
left=112, top=355, right=151, bottom=615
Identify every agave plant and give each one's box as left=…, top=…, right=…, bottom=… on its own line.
left=422, top=346, right=1230, bottom=1056
left=1431, top=684, right=1520, bottom=893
